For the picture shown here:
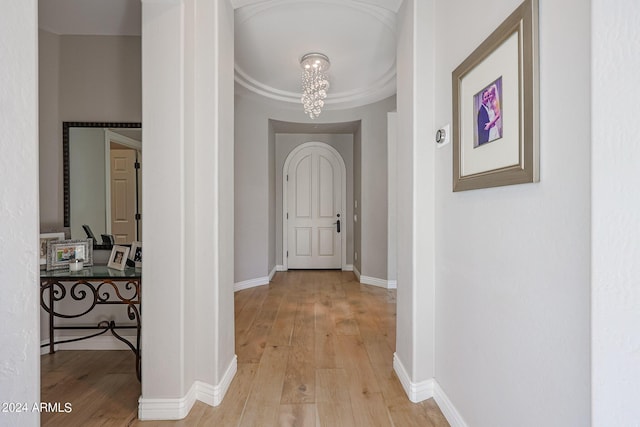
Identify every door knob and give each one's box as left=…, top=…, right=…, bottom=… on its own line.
left=334, top=219, right=341, bottom=233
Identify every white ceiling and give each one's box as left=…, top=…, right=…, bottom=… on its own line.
left=39, top=0, right=399, bottom=113
left=234, top=0, right=398, bottom=110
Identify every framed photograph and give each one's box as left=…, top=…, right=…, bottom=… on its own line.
left=40, top=232, right=65, bottom=266
left=452, top=0, right=539, bottom=191
left=128, top=241, right=142, bottom=268
left=108, top=245, right=130, bottom=271
left=46, top=239, right=93, bottom=271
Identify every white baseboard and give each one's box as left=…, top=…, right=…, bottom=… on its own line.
left=195, top=355, right=237, bottom=406
left=393, top=353, right=467, bottom=427
left=353, top=265, right=361, bottom=280
left=40, top=334, right=135, bottom=353
left=393, top=353, right=434, bottom=403
left=360, top=275, right=397, bottom=289
left=234, top=276, right=269, bottom=292
left=433, top=381, right=469, bottom=427
left=342, top=264, right=354, bottom=271
left=138, top=385, right=197, bottom=421
left=138, top=355, right=238, bottom=420
left=268, top=266, right=277, bottom=281
left=276, top=264, right=286, bottom=272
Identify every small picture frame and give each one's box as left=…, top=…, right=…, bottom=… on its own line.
left=46, top=238, right=93, bottom=271
left=129, top=241, right=142, bottom=268
left=40, top=232, right=65, bottom=266
left=108, top=245, right=130, bottom=271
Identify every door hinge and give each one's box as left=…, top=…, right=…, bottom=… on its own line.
left=287, top=251, right=289, bottom=258
left=286, top=212, right=289, bottom=219
left=286, top=174, right=289, bottom=181
left=135, top=213, right=141, bottom=220
left=134, top=161, right=140, bottom=169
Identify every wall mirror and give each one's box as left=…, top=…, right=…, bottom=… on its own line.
left=63, top=122, right=142, bottom=248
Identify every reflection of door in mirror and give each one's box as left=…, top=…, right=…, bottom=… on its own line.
left=110, top=148, right=137, bottom=244
left=66, top=123, right=141, bottom=244
left=106, top=130, right=141, bottom=244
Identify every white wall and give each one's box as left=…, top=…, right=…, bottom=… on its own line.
left=432, top=0, right=591, bottom=425
left=387, top=112, right=397, bottom=282
left=0, top=1, right=40, bottom=426
left=394, top=0, right=436, bottom=399
left=39, top=29, right=61, bottom=228
left=192, top=0, right=236, bottom=397
left=139, top=0, right=236, bottom=419
left=38, top=31, right=142, bottom=228
left=235, top=95, right=271, bottom=281
left=140, top=0, right=186, bottom=405
left=268, top=121, right=277, bottom=273
left=353, top=127, right=362, bottom=273
left=592, top=0, right=640, bottom=424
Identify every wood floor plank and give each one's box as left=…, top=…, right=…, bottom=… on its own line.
left=315, top=368, right=351, bottom=403
left=348, top=391, right=393, bottom=427
left=267, top=299, right=297, bottom=346
left=278, top=403, right=317, bottom=427
left=246, top=344, right=290, bottom=404
left=195, top=363, right=258, bottom=427
left=387, top=396, right=453, bottom=427
left=314, top=299, right=334, bottom=336
left=314, top=331, right=340, bottom=369
left=291, top=303, right=315, bottom=347
left=363, top=335, right=394, bottom=368
left=335, top=335, right=381, bottom=396
left=236, top=290, right=286, bottom=363
left=238, top=402, right=280, bottom=427
left=422, top=398, right=452, bottom=427
left=41, top=271, right=450, bottom=427
left=316, top=402, right=356, bottom=427
left=281, top=344, right=315, bottom=404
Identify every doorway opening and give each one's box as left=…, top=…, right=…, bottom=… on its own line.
left=283, top=142, right=347, bottom=270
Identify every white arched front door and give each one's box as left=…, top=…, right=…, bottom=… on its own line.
left=283, top=142, right=346, bottom=269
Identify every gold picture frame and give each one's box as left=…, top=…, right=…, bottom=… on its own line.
left=452, top=0, right=539, bottom=191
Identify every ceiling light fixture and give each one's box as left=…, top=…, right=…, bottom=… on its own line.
left=300, top=53, right=330, bottom=119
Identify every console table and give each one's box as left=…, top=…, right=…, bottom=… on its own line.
left=40, top=266, right=141, bottom=381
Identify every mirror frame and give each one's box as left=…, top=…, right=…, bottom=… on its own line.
left=63, top=121, right=142, bottom=247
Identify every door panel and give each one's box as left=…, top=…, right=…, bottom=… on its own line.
left=295, top=155, right=312, bottom=218
left=287, top=145, right=342, bottom=269
left=318, top=155, right=335, bottom=218
left=318, top=227, right=335, bottom=256
left=110, top=149, right=137, bottom=244
left=295, top=228, right=312, bottom=256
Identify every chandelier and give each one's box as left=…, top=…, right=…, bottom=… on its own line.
left=300, top=53, right=330, bottom=119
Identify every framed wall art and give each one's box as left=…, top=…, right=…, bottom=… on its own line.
left=46, top=238, right=93, bottom=271
left=452, top=0, right=539, bottom=191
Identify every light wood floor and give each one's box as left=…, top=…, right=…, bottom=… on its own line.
left=41, top=270, right=449, bottom=426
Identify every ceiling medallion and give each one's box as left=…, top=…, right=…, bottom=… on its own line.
left=300, top=53, right=330, bottom=119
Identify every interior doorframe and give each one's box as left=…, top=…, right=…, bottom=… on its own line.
left=282, top=141, right=347, bottom=270
left=104, top=129, right=142, bottom=236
